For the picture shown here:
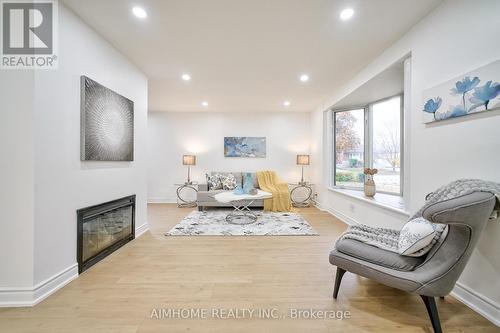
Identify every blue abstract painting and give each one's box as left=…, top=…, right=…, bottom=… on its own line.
left=422, top=59, right=500, bottom=123
left=224, top=137, right=266, bottom=158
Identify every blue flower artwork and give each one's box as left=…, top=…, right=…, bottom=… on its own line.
left=224, top=137, right=266, bottom=158
left=436, top=105, right=468, bottom=121
left=469, top=81, right=500, bottom=111
left=423, top=97, right=442, bottom=120
left=422, top=59, right=500, bottom=123
left=450, top=76, right=480, bottom=109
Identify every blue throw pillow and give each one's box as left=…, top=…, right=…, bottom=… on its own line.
left=243, top=173, right=254, bottom=194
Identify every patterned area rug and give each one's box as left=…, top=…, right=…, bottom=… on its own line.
left=166, top=210, right=319, bottom=236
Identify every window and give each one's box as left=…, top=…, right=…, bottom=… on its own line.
left=334, top=109, right=365, bottom=189
left=372, top=97, right=402, bottom=194
left=333, top=95, right=403, bottom=195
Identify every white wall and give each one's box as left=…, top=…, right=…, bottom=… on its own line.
left=0, top=71, right=35, bottom=289
left=30, top=4, right=148, bottom=286
left=311, top=0, right=500, bottom=324
left=0, top=3, right=147, bottom=303
left=148, top=112, right=311, bottom=202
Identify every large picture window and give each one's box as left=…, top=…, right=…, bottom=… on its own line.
left=334, top=109, right=365, bottom=189
left=333, top=95, right=403, bottom=195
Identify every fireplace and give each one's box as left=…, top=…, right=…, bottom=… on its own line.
left=77, top=195, right=135, bottom=273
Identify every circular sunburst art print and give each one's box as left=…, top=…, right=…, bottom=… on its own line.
left=81, top=76, right=134, bottom=161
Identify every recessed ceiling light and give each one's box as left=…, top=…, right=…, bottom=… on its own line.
left=181, top=74, right=191, bottom=81
left=132, top=6, right=147, bottom=19
left=340, top=8, right=354, bottom=21
left=299, top=74, right=309, bottom=82
left=201, top=101, right=208, bottom=107
left=283, top=101, right=291, bottom=107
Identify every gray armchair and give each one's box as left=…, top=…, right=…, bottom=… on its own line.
left=330, top=190, right=497, bottom=333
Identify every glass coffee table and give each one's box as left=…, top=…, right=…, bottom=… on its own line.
left=213, top=190, right=273, bottom=225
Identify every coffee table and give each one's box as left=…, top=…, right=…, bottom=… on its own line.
left=213, top=190, right=273, bottom=225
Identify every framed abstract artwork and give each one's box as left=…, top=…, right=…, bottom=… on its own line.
left=80, top=76, right=134, bottom=161
left=224, top=137, right=266, bottom=158
left=422, top=59, right=500, bottom=123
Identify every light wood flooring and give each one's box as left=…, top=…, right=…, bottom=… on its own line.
left=0, top=204, right=497, bottom=332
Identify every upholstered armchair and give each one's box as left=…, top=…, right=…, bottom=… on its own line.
left=329, top=190, right=497, bottom=333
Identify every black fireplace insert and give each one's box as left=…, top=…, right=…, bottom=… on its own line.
left=77, top=195, right=135, bottom=273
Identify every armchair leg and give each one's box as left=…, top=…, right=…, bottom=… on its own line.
left=333, top=267, right=346, bottom=299
left=420, top=295, right=443, bottom=333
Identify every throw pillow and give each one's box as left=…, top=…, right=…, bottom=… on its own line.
left=243, top=173, right=254, bottom=194
left=221, top=173, right=237, bottom=190
left=404, top=224, right=447, bottom=257
left=398, top=217, right=436, bottom=256
left=206, top=174, right=222, bottom=190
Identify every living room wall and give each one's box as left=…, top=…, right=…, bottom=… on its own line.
left=148, top=111, right=311, bottom=202
left=31, top=3, right=148, bottom=287
left=311, top=0, right=500, bottom=324
left=0, top=3, right=149, bottom=305
left=0, top=72, right=35, bottom=290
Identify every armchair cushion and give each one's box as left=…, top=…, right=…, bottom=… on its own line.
left=336, top=238, right=424, bottom=271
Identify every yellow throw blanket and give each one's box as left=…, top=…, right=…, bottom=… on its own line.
left=257, top=170, right=294, bottom=212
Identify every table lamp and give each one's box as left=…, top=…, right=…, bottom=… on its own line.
left=182, top=155, right=196, bottom=184
left=296, top=154, right=310, bottom=185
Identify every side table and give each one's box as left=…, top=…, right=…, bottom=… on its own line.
left=289, top=182, right=313, bottom=207
left=174, top=182, right=198, bottom=208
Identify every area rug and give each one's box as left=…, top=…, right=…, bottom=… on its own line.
left=166, top=210, right=319, bottom=236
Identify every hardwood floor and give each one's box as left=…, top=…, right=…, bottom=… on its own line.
left=0, top=204, right=497, bottom=332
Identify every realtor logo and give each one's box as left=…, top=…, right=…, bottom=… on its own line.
left=1, top=0, right=58, bottom=69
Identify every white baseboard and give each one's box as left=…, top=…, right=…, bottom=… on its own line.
left=315, top=200, right=500, bottom=327
left=135, top=222, right=149, bottom=238
left=0, top=223, right=149, bottom=308
left=147, top=197, right=177, bottom=204
left=0, top=263, right=78, bottom=307
left=314, top=200, right=356, bottom=225
left=452, top=282, right=500, bottom=327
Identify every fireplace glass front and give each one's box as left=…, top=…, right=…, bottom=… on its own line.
left=77, top=195, right=135, bottom=273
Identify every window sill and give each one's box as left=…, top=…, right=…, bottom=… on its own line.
left=328, top=187, right=410, bottom=217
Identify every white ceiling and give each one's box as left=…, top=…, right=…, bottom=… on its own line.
left=62, top=0, right=441, bottom=112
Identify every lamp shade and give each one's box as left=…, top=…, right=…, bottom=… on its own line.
left=182, top=155, right=196, bottom=166
left=296, top=154, right=310, bottom=165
